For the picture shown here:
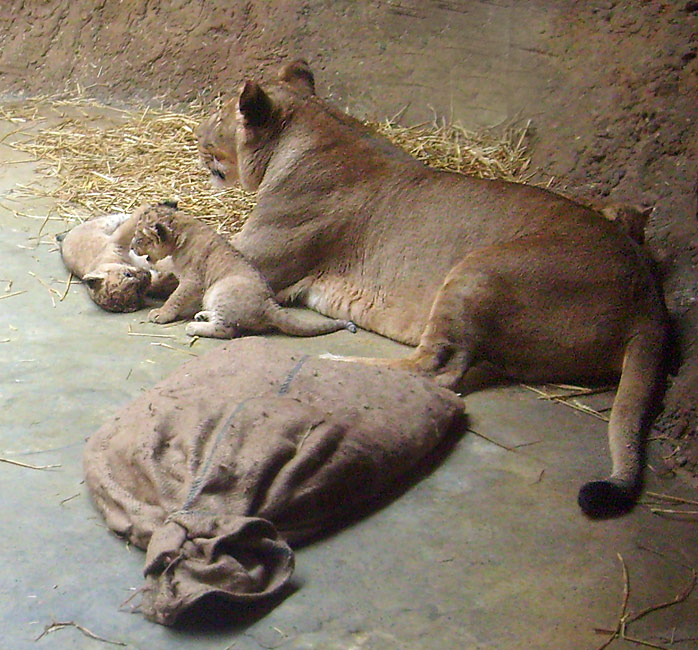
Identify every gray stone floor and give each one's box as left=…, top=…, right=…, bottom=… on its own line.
left=1, top=108, right=697, bottom=650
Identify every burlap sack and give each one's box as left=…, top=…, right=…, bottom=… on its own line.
left=84, top=337, right=465, bottom=625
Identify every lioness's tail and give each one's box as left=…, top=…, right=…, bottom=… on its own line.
left=268, top=304, right=357, bottom=337
left=577, top=322, right=668, bottom=518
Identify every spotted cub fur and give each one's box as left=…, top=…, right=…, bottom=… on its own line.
left=57, top=212, right=176, bottom=312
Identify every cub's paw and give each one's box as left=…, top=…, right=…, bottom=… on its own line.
left=148, top=308, right=174, bottom=324
left=185, top=320, right=236, bottom=339
left=193, top=310, right=213, bottom=322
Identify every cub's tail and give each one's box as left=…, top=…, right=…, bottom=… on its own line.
left=577, top=322, right=668, bottom=518
left=268, top=304, right=357, bottom=337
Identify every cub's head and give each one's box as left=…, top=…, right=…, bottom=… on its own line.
left=131, top=201, right=181, bottom=263
left=83, top=264, right=151, bottom=313
left=196, top=59, right=316, bottom=192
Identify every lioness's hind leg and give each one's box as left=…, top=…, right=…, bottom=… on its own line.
left=320, top=263, right=489, bottom=384
left=405, top=263, right=499, bottom=389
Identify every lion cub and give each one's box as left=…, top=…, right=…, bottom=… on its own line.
left=57, top=212, right=176, bottom=312
left=130, top=202, right=357, bottom=338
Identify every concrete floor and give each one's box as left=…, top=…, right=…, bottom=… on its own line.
left=1, top=108, right=697, bottom=650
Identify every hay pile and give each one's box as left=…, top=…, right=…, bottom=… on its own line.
left=1, top=96, right=531, bottom=238
left=0, top=97, right=254, bottom=236
left=372, top=118, right=531, bottom=182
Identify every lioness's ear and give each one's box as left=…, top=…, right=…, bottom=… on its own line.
left=238, top=81, right=272, bottom=128
left=278, top=58, right=315, bottom=94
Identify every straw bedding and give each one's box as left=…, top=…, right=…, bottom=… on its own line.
left=0, top=95, right=532, bottom=238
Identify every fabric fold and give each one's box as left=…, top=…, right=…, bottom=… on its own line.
left=141, top=514, right=294, bottom=625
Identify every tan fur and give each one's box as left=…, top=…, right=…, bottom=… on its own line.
left=196, top=60, right=669, bottom=516
left=58, top=213, right=176, bottom=312
left=130, top=202, right=356, bottom=338
left=196, top=109, right=238, bottom=190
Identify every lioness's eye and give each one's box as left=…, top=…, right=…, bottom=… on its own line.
left=124, top=271, right=134, bottom=278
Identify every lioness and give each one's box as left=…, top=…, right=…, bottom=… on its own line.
left=197, top=59, right=668, bottom=517
left=57, top=212, right=177, bottom=312
left=130, top=202, right=357, bottom=338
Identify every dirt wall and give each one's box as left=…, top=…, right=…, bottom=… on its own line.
left=1, top=0, right=697, bottom=475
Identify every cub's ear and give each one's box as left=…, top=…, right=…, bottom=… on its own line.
left=238, top=81, right=273, bottom=128
left=278, top=58, right=315, bottom=94
left=154, top=222, right=170, bottom=242
left=83, top=272, right=105, bottom=290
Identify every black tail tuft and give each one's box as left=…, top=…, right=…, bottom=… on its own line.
left=578, top=480, right=636, bottom=519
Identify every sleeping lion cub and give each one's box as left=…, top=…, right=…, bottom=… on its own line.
left=57, top=212, right=177, bottom=312
left=130, top=202, right=357, bottom=338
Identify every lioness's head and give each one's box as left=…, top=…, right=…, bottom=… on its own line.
left=196, top=59, right=316, bottom=191
left=196, top=108, right=238, bottom=189
left=131, top=201, right=181, bottom=263
left=83, top=264, right=151, bottom=313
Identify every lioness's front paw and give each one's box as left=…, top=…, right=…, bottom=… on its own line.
left=148, top=308, right=174, bottom=323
